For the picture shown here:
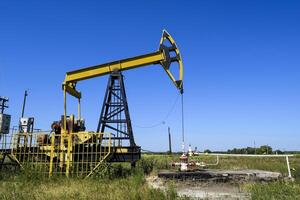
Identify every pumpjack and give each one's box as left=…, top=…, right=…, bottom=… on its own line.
left=0, top=30, right=183, bottom=177
left=59, top=30, right=183, bottom=166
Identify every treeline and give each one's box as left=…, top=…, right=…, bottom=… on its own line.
left=227, top=145, right=276, bottom=154
left=204, top=145, right=296, bottom=154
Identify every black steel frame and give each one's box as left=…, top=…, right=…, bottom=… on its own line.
left=97, top=71, right=140, bottom=164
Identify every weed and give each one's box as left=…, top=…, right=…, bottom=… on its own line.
left=247, top=182, right=300, bottom=200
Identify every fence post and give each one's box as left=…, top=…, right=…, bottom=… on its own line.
left=66, top=133, right=72, bottom=177
left=286, top=156, right=292, bottom=178
left=49, top=133, right=55, bottom=177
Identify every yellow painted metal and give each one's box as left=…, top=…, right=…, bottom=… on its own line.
left=86, top=132, right=112, bottom=177
left=159, top=29, right=183, bottom=92
left=9, top=153, right=24, bottom=170
left=4, top=131, right=113, bottom=177
left=60, top=86, right=67, bottom=169
left=62, top=30, right=183, bottom=100
left=65, top=83, right=82, bottom=99
left=73, top=132, right=93, bottom=144
left=115, top=148, right=129, bottom=153
left=66, top=131, right=71, bottom=177
left=65, top=52, right=164, bottom=83
left=49, top=132, right=55, bottom=177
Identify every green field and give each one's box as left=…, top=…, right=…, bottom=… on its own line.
left=0, top=154, right=300, bottom=200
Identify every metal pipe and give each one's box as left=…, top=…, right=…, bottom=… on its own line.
left=64, top=87, right=67, bottom=131
left=195, top=153, right=294, bottom=178
left=78, top=98, right=81, bottom=119
left=200, top=153, right=294, bottom=157
left=205, top=155, right=219, bottom=166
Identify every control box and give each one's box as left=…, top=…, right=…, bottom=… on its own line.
left=19, top=117, right=34, bottom=133
left=0, top=113, right=11, bottom=134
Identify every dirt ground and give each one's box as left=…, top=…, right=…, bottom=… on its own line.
left=147, top=169, right=285, bottom=199
left=146, top=175, right=250, bottom=200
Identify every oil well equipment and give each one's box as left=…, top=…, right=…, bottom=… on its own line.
left=0, top=30, right=183, bottom=177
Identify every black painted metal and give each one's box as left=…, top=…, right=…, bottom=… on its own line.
left=0, top=97, right=9, bottom=114
left=97, top=71, right=140, bottom=163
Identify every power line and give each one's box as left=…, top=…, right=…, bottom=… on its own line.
left=133, top=93, right=180, bottom=129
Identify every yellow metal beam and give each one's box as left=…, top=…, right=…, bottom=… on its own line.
left=64, top=83, right=81, bottom=99
left=62, top=30, right=183, bottom=99
left=65, top=51, right=164, bottom=83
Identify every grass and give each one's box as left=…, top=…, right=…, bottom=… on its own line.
left=0, top=154, right=300, bottom=199
left=0, top=170, right=184, bottom=200
left=141, top=153, right=300, bottom=178
left=247, top=182, right=300, bottom=200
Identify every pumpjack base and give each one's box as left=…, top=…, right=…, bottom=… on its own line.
left=109, top=146, right=141, bottom=163
left=158, top=169, right=282, bottom=183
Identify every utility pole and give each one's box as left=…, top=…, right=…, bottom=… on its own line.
left=168, top=127, right=172, bottom=154
left=21, top=90, right=28, bottom=118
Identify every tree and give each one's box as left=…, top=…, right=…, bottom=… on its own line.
left=256, top=145, right=272, bottom=154
left=204, top=149, right=211, bottom=153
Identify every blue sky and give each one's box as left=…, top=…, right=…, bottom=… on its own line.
left=0, top=0, right=299, bottom=151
